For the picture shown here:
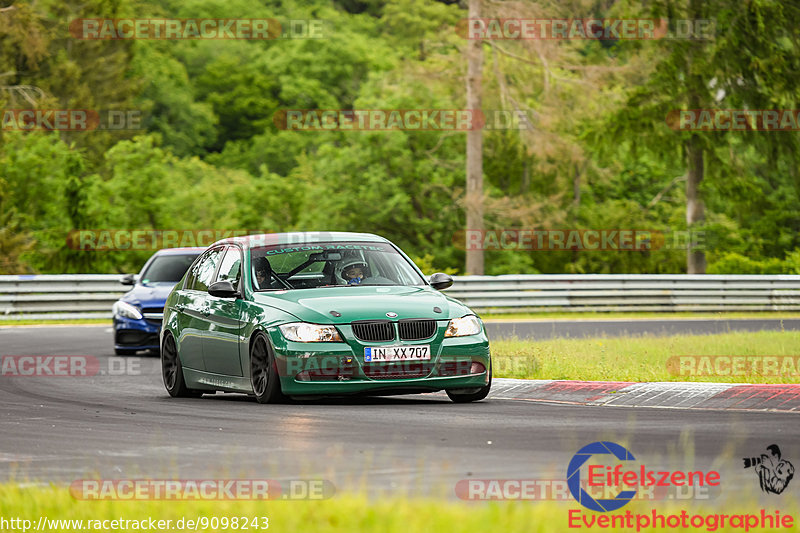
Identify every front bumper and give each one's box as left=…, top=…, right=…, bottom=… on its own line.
left=113, top=315, right=161, bottom=351
left=267, top=323, right=491, bottom=396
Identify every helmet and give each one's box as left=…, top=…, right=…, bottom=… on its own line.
left=340, top=259, right=368, bottom=280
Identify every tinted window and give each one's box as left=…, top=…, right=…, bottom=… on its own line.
left=139, top=253, right=200, bottom=284
left=215, top=246, right=242, bottom=290
left=189, top=247, right=223, bottom=292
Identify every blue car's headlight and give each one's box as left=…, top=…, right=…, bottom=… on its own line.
left=279, top=323, right=342, bottom=343
left=445, top=315, right=482, bottom=337
left=112, top=301, right=143, bottom=320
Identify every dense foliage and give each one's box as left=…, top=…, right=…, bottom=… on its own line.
left=1, top=0, right=799, bottom=274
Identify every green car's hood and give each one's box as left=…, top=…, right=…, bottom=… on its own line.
left=253, top=285, right=470, bottom=324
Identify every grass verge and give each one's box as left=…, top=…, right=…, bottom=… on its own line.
left=491, top=330, right=800, bottom=383
left=481, top=311, right=800, bottom=321
left=0, top=319, right=110, bottom=327
left=0, top=484, right=795, bottom=533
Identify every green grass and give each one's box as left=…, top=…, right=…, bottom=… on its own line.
left=481, top=311, right=800, bottom=321
left=0, top=319, right=110, bottom=327
left=0, top=484, right=795, bottom=533
left=491, top=330, right=800, bottom=383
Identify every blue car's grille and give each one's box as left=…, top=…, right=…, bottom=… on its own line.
left=351, top=321, right=395, bottom=342
left=398, top=319, right=436, bottom=341
left=142, top=307, right=164, bottom=326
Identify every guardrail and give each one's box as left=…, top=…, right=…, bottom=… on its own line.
left=1, top=274, right=799, bottom=320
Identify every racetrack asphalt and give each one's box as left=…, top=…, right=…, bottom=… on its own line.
left=0, top=324, right=798, bottom=503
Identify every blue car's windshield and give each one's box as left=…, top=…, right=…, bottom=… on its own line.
left=250, top=242, right=425, bottom=290
left=140, top=254, right=199, bottom=284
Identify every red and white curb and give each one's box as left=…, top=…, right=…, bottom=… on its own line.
left=486, top=378, right=800, bottom=412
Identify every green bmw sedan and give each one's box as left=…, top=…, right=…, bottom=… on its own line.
left=160, top=232, right=491, bottom=403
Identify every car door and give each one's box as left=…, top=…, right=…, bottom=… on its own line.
left=176, top=246, right=224, bottom=371
left=202, top=245, right=245, bottom=377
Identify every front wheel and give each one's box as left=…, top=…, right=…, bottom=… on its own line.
left=161, top=332, right=202, bottom=398
left=250, top=333, right=286, bottom=404
left=446, top=365, right=492, bottom=403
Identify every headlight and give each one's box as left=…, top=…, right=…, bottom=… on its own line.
left=279, top=323, right=343, bottom=343
left=112, top=301, right=143, bottom=320
left=445, top=315, right=482, bottom=337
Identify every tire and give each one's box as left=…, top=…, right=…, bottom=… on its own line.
left=115, top=348, right=137, bottom=356
left=161, top=332, right=203, bottom=398
left=250, top=333, right=286, bottom=404
left=446, top=365, right=492, bottom=403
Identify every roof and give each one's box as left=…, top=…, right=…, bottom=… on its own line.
left=214, top=231, right=390, bottom=248
left=153, top=247, right=207, bottom=255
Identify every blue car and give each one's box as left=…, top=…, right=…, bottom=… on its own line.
left=113, top=247, right=205, bottom=355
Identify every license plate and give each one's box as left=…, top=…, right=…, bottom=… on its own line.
left=364, top=345, right=431, bottom=362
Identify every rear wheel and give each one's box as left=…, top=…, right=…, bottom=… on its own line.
left=446, top=365, right=492, bottom=403
left=161, top=332, right=203, bottom=398
left=250, top=333, right=286, bottom=404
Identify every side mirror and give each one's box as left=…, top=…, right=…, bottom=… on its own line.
left=208, top=280, right=239, bottom=298
left=121, top=274, right=136, bottom=286
left=429, top=272, right=454, bottom=290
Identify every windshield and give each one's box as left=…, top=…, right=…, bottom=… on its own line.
left=140, top=253, right=200, bottom=284
left=250, top=242, right=425, bottom=290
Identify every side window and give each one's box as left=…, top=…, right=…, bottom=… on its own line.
left=215, top=246, right=242, bottom=290
left=184, top=252, right=206, bottom=290
left=190, top=247, right=223, bottom=292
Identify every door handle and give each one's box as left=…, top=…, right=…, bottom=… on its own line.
left=201, top=306, right=210, bottom=317
left=174, top=304, right=185, bottom=312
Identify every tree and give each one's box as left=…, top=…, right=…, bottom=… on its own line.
left=464, top=0, right=484, bottom=274
left=602, top=0, right=800, bottom=273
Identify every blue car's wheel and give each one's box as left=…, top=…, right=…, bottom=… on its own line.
left=161, top=332, right=202, bottom=398
left=250, top=333, right=285, bottom=404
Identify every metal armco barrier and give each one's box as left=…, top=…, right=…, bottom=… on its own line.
left=1, top=274, right=799, bottom=320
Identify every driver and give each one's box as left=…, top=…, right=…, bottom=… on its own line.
left=253, top=256, right=271, bottom=289
left=341, top=260, right=368, bottom=285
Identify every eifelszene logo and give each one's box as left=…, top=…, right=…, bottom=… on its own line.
left=567, top=441, right=721, bottom=512
left=743, top=444, right=794, bottom=495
